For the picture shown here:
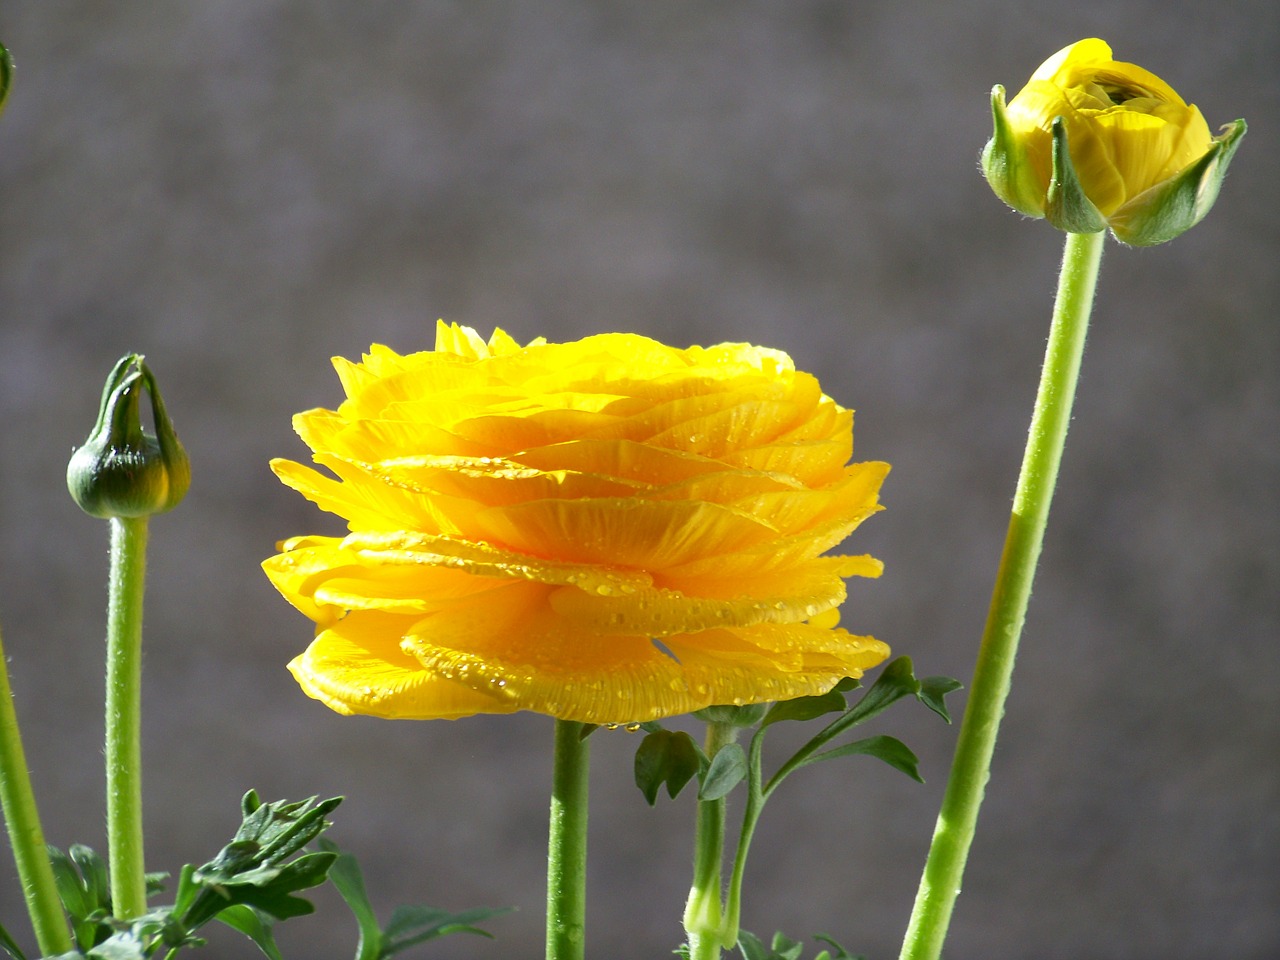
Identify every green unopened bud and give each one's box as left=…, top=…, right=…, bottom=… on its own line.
left=67, top=354, right=191, bottom=518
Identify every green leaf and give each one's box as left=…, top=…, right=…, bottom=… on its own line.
left=0, top=920, right=26, bottom=960
left=635, top=730, right=703, bottom=805
left=917, top=676, right=962, bottom=723
left=0, top=43, right=11, bottom=117
left=69, top=846, right=109, bottom=910
left=737, top=931, right=865, bottom=960
left=804, top=735, right=923, bottom=783
left=767, top=932, right=804, bottom=960
left=216, top=905, right=285, bottom=960
left=226, top=851, right=338, bottom=920
left=382, top=904, right=510, bottom=955
left=698, top=742, right=748, bottom=801
left=85, top=932, right=147, bottom=960
left=736, top=931, right=768, bottom=960
left=318, top=840, right=382, bottom=960
left=180, top=795, right=342, bottom=931
left=761, top=688, right=846, bottom=728
left=47, top=844, right=112, bottom=950
left=827, top=657, right=921, bottom=734
left=813, top=933, right=866, bottom=960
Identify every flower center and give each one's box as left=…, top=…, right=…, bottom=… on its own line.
left=1093, top=73, right=1162, bottom=106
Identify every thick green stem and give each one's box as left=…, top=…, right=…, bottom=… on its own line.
left=899, top=230, right=1105, bottom=960
left=105, top=516, right=150, bottom=921
left=0, top=623, right=74, bottom=955
left=546, top=719, right=590, bottom=960
left=684, top=722, right=738, bottom=960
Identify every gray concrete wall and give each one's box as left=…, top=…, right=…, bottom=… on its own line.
left=0, top=2, right=1276, bottom=957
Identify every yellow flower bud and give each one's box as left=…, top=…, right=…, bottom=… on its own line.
left=982, top=38, right=1246, bottom=245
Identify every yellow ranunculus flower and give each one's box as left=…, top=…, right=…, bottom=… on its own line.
left=983, top=38, right=1245, bottom=244
left=264, top=322, right=891, bottom=724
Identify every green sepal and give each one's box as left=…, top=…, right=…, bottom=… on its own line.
left=1109, top=118, right=1247, bottom=245
left=0, top=43, right=12, bottom=117
left=634, top=729, right=703, bottom=805
left=1044, top=118, right=1108, bottom=235
left=981, top=85, right=1047, bottom=218
left=66, top=354, right=191, bottom=519
left=692, top=703, right=769, bottom=727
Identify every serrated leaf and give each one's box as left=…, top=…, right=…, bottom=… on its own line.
left=635, top=730, right=703, bottom=805
left=383, top=905, right=510, bottom=955
left=698, top=742, right=748, bottom=801
left=917, top=676, right=962, bottom=723
left=805, top=735, right=923, bottom=783
left=232, top=851, right=337, bottom=920
left=762, top=689, right=847, bottom=728
left=216, top=905, right=284, bottom=960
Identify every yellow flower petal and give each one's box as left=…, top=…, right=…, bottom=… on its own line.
left=266, top=327, right=892, bottom=723
left=289, top=612, right=517, bottom=720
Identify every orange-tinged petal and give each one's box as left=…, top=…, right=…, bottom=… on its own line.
left=267, top=326, right=892, bottom=723
left=289, top=612, right=517, bottom=720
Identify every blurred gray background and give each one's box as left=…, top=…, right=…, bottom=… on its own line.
left=1, top=1, right=1276, bottom=958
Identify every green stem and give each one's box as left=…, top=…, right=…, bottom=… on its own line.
left=722, top=730, right=768, bottom=948
left=105, top=516, right=150, bottom=921
left=684, top=722, right=738, bottom=960
left=899, top=230, right=1105, bottom=960
left=0, top=623, right=74, bottom=956
left=546, top=719, right=590, bottom=960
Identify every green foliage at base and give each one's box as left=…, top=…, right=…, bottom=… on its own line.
left=0, top=792, right=509, bottom=960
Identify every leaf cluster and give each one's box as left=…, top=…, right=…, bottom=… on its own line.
left=736, top=930, right=865, bottom=960
left=0, top=792, right=507, bottom=960
left=635, top=657, right=961, bottom=806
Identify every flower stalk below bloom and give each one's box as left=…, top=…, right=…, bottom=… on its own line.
left=546, top=719, right=590, bottom=960
left=105, top=515, right=151, bottom=921
left=899, top=229, right=1105, bottom=960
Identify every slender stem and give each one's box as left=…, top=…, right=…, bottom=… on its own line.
left=546, top=719, right=590, bottom=960
left=899, top=230, right=1105, bottom=960
left=722, top=731, right=768, bottom=947
left=684, top=721, right=738, bottom=960
left=105, top=516, right=150, bottom=921
left=0, top=623, right=74, bottom=955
